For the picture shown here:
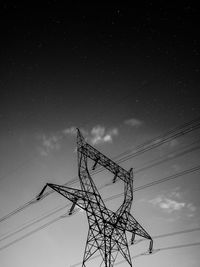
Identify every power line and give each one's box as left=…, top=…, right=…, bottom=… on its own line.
left=113, top=242, right=200, bottom=266
left=0, top=204, right=69, bottom=243
left=71, top=230, right=200, bottom=267
left=1, top=117, right=199, bottom=224
left=0, top=154, right=38, bottom=184
left=158, top=242, right=200, bottom=251
left=98, top=145, right=200, bottom=191
left=137, top=227, right=200, bottom=244
left=0, top=136, right=199, bottom=234
left=0, top=69, right=171, bottom=186
left=105, top=164, right=200, bottom=202
left=113, top=116, right=200, bottom=160
left=117, top=121, right=200, bottom=164
left=84, top=116, right=200, bottom=175
left=0, top=164, right=199, bottom=251
left=1, top=154, right=199, bottom=244
left=0, top=198, right=37, bottom=224
left=0, top=211, right=65, bottom=252
left=134, top=141, right=200, bottom=175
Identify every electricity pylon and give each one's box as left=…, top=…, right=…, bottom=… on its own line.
left=37, top=129, right=153, bottom=266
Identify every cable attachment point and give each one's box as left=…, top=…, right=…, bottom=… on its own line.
left=149, top=239, right=153, bottom=254
left=92, top=156, right=100, bottom=170
left=131, top=233, right=135, bottom=245
left=36, top=184, right=48, bottom=201
left=68, top=199, right=77, bottom=215
left=113, top=168, right=119, bottom=183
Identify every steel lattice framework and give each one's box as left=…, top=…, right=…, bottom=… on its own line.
left=37, top=129, right=153, bottom=266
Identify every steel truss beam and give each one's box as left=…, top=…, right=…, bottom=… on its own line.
left=37, top=129, right=153, bottom=266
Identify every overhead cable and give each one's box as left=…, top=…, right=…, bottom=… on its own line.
left=0, top=117, right=199, bottom=224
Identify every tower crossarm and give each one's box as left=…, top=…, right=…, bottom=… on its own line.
left=108, top=211, right=152, bottom=240
left=37, top=183, right=110, bottom=218
left=109, top=211, right=153, bottom=253
left=77, top=129, right=130, bottom=183
left=36, top=129, right=154, bottom=265
left=123, top=211, right=152, bottom=240
left=114, top=168, right=134, bottom=217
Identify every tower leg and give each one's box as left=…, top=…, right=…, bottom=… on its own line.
left=82, top=229, right=100, bottom=266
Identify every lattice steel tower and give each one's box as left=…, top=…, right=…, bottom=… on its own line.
left=37, top=129, right=153, bottom=266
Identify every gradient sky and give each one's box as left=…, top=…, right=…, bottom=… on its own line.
left=0, top=2, right=200, bottom=267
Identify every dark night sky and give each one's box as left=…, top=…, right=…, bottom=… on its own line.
left=1, top=2, right=199, bottom=134
left=0, top=2, right=200, bottom=267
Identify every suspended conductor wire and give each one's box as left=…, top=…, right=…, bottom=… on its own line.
left=0, top=117, right=199, bottom=224
left=0, top=203, right=70, bottom=242
left=104, top=164, right=200, bottom=202
left=70, top=239, right=200, bottom=267
left=0, top=69, right=171, bottom=186
left=1, top=147, right=199, bottom=244
left=113, top=242, right=200, bottom=266
left=114, top=115, right=200, bottom=160
left=0, top=163, right=200, bottom=251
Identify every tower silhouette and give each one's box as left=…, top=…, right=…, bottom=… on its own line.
left=37, top=129, right=153, bottom=266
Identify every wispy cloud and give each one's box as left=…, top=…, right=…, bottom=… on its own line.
left=149, top=187, right=196, bottom=217
left=37, top=125, right=119, bottom=156
left=63, top=125, right=118, bottom=145
left=150, top=196, right=185, bottom=213
left=124, top=118, right=143, bottom=127
left=90, top=126, right=118, bottom=145
left=62, top=126, right=77, bottom=136
left=37, top=133, right=62, bottom=156
left=186, top=203, right=197, bottom=217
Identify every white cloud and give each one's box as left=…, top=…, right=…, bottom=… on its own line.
left=63, top=126, right=77, bottom=136
left=38, top=133, right=62, bottom=156
left=63, top=127, right=89, bottom=138
left=149, top=188, right=196, bottom=217
left=168, top=187, right=181, bottom=199
left=124, top=118, right=143, bottom=127
left=150, top=196, right=185, bottom=213
left=63, top=125, right=118, bottom=145
left=186, top=203, right=196, bottom=217
left=37, top=125, right=118, bottom=156
left=187, top=203, right=196, bottom=212
left=90, top=126, right=118, bottom=145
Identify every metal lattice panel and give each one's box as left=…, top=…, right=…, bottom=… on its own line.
left=37, top=129, right=153, bottom=266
